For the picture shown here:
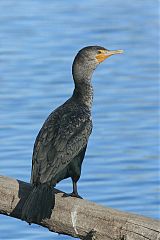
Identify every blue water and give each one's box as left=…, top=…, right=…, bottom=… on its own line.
left=0, top=0, right=159, bottom=239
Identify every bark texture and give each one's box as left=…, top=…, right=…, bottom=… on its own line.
left=0, top=175, right=159, bottom=240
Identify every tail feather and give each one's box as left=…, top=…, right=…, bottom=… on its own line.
left=21, top=184, right=55, bottom=223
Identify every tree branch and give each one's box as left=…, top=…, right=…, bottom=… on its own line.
left=0, top=175, right=159, bottom=240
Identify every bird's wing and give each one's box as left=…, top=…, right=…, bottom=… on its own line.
left=31, top=107, right=92, bottom=185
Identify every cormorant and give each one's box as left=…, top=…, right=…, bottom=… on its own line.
left=21, top=46, right=123, bottom=223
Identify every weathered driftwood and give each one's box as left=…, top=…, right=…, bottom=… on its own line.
left=0, top=175, right=159, bottom=240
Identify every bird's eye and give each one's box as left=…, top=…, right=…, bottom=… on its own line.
left=97, top=50, right=102, bottom=54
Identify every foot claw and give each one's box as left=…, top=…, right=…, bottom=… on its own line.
left=63, top=192, right=83, bottom=199
left=69, top=192, right=83, bottom=199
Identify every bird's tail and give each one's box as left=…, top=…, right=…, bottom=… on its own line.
left=21, top=184, right=54, bottom=223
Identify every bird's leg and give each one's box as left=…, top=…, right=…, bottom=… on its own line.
left=69, top=180, right=83, bottom=199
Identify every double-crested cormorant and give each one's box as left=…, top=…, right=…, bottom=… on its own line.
left=22, top=46, right=123, bottom=223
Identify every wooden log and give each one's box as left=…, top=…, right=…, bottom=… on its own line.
left=0, top=175, right=159, bottom=240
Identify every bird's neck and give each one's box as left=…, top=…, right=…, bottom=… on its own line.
left=73, top=81, right=93, bottom=109
left=72, top=59, right=96, bottom=109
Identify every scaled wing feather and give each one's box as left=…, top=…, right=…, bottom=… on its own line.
left=31, top=107, right=92, bottom=185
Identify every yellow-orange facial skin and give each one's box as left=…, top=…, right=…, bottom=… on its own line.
left=96, top=49, right=124, bottom=63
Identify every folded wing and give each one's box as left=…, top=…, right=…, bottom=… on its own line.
left=31, top=106, right=92, bottom=185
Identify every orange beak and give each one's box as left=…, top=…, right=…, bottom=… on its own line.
left=96, top=49, right=124, bottom=63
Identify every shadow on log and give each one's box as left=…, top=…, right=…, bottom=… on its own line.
left=0, top=175, right=159, bottom=240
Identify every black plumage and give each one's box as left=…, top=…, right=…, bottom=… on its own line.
left=21, top=46, right=123, bottom=223
left=31, top=100, right=92, bottom=186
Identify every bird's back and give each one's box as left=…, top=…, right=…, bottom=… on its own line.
left=31, top=97, right=92, bottom=186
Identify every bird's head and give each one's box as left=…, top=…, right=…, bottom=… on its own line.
left=75, top=46, right=123, bottom=65
left=72, top=46, right=123, bottom=82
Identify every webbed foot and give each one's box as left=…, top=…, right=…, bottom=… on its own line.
left=68, top=192, right=83, bottom=199
left=63, top=192, right=83, bottom=199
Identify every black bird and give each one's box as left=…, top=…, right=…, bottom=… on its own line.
left=22, top=46, right=123, bottom=223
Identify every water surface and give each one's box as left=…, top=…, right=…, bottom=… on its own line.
left=0, top=0, right=159, bottom=239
